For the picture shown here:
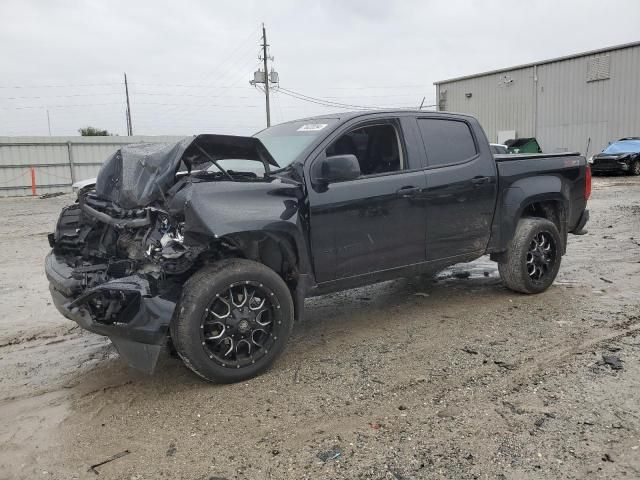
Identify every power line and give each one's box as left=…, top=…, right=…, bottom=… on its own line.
left=275, top=87, right=382, bottom=110
left=2, top=92, right=122, bottom=100
left=0, top=82, right=121, bottom=89
left=140, top=25, right=262, bottom=125
left=0, top=102, right=123, bottom=110
left=323, top=84, right=427, bottom=90
left=156, top=56, right=260, bottom=124
left=276, top=86, right=435, bottom=111
left=131, top=82, right=257, bottom=89
left=133, top=92, right=253, bottom=99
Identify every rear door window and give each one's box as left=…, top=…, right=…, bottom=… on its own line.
left=417, top=118, right=477, bottom=167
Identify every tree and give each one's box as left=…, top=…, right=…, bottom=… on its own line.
left=79, top=126, right=112, bottom=136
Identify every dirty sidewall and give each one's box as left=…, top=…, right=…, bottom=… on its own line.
left=515, top=219, right=562, bottom=293
left=173, top=259, right=294, bottom=383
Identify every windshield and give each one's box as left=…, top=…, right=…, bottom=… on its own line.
left=254, top=119, right=339, bottom=168
left=603, top=140, right=640, bottom=154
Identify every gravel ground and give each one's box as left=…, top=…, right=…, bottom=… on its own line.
left=0, top=176, right=639, bottom=480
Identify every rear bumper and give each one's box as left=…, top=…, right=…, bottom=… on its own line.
left=571, top=209, right=589, bottom=235
left=45, top=251, right=176, bottom=372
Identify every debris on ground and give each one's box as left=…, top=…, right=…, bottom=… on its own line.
left=39, top=192, right=66, bottom=199
left=600, top=277, right=614, bottom=284
left=601, top=354, right=623, bottom=370
left=317, top=447, right=342, bottom=462
left=166, top=442, right=177, bottom=457
left=462, top=347, right=479, bottom=355
left=87, top=450, right=130, bottom=474
left=494, top=360, right=517, bottom=370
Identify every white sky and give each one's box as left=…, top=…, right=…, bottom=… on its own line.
left=1, top=0, right=639, bottom=137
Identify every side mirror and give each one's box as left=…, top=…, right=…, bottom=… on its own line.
left=314, top=154, right=360, bottom=185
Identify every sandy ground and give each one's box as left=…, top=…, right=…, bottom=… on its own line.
left=0, top=176, right=639, bottom=480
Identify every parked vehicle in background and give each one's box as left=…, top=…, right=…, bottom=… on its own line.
left=589, top=137, right=640, bottom=175
left=490, top=143, right=509, bottom=154
left=45, top=110, right=591, bottom=383
left=505, top=137, right=543, bottom=154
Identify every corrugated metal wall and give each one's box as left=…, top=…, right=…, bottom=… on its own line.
left=436, top=43, right=640, bottom=156
left=0, top=136, right=184, bottom=196
left=437, top=67, right=536, bottom=144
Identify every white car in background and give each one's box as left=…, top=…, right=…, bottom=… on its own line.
left=490, top=143, right=509, bottom=155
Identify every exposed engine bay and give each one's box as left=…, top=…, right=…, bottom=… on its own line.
left=50, top=194, right=203, bottom=325
left=47, top=134, right=285, bottom=328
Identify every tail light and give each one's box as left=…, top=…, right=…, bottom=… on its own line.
left=585, top=165, right=592, bottom=201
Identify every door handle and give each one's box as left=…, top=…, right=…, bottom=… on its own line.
left=396, top=186, right=420, bottom=198
left=471, top=176, right=491, bottom=186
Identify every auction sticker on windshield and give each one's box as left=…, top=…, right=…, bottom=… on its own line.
left=297, top=124, right=328, bottom=132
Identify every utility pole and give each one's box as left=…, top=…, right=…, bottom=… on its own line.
left=124, top=72, right=133, bottom=136
left=261, top=24, right=271, bottom=127
left=250, top=24, right=278, bottom=127
left=46, top=109, right=52, bottom=136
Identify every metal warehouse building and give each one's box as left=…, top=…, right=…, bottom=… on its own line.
left=434, top=41, right=640, bottom=157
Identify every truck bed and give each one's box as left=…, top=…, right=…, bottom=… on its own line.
left=494, top=152, right=581, bottom=162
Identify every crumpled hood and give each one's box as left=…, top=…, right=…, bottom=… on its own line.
left=95, top=134, right=278, bottom=209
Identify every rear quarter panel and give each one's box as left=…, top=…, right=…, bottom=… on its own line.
left=489, top=154, right=587, bottom=253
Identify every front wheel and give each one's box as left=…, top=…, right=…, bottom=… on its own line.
left=498, top=218, right=562, bottom=294
left=171, top=258, right=294, bottom=383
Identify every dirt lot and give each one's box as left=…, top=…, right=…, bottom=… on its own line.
left=0, top=176, right=639, bottom=480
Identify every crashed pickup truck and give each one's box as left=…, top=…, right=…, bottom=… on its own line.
left=46, top=110, right=591, bottom=383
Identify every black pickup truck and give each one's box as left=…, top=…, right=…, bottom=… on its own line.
left=46, top=111, right=591, bottom=383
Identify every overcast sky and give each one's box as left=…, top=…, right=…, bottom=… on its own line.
left=1, top=0, right=639, bottom=137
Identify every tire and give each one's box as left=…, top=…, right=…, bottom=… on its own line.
left=170, top=258, right=294, bottom=383
left=498, top=218, right=562, bottom=294
left=630, top=159, right=640, bottom=176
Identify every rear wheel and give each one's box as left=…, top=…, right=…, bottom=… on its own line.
left=498, top=218, right=562, bottom=294
left=171, top=258, right=294, bottom=383
left=630, top=159, right=640, bottom=176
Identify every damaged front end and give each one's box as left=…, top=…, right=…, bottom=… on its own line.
left=46, top=199, right=197, bottom=372
left=46, top=134, right=284, bottom=373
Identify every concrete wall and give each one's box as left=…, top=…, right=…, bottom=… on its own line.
left=436, top=42, right=640, bottom=157
left=0, top=136, right=184, bottom=196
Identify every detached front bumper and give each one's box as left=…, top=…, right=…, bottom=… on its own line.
left=45, top=251, right=177, bottom=373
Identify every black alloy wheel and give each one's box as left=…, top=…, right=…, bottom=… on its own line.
left=498, top=217, right=563, bottom=294
left=171, top=258, right=294, bottom=383
left=525, top=231, right=556, bottom=282
left=201, top=281, right=282, bottom=369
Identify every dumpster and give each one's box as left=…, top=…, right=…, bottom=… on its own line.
left=505, top=138, right=542, bottom=154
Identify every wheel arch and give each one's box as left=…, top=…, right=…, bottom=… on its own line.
left=216, top=227, right=312, bottom=321
left=492, top=175, right=570, bottom=258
